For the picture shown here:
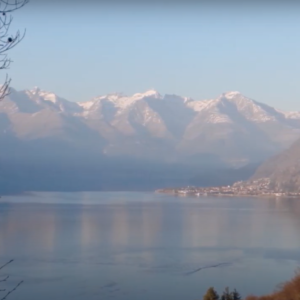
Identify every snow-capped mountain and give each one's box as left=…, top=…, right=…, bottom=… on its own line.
left=0, top=87, right=300, bottom=166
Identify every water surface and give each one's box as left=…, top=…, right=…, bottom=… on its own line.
left=0, top=192, right=300, bottom=300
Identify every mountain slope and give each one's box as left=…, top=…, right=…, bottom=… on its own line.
left=251, top=138, right=300, bottom=192
left=0, top=87, right=299, bottom=166
left=179, top=92, right=300, bottom=164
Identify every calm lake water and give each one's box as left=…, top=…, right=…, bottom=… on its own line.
left=0, top=192, right=300, bottom=300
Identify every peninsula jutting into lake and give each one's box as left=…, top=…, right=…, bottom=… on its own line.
left=156, top=178, right=300, bottom=198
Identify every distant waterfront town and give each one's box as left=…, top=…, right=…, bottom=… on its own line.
left=156, top=178, right=300, bottom=198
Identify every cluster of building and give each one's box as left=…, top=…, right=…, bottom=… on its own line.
left=157, top=178, right=300, bottom=198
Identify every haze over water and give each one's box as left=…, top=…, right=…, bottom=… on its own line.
left=0, top=192, right=300, bottom=300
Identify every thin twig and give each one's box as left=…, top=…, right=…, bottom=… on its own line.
left=0, top=280, right=23, bottom=300
left=0, top=0, right=28, bottom=13
left=0, top=261, right=13, bottom=272
left=0, top=0, right=28, bottom=99
left=0, top=276, right=9, bottom=283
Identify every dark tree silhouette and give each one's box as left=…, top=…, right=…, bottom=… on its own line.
left=221, top=287, right=233, bottom=300
left=0, top=0, right=28, bottom=100
left=232, top=289, right=242, bottom=300
left=220, top=287, right=242, bottom=300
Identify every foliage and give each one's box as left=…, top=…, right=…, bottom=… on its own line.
left=232, top=289, right=242, bottom=300
left=221, top=287, right=233, bottom=300
left=203, top=287, right=220, bottom=300
left=244, top=269, right=300, bottom=300
left=203, top=268, right=300, bottom=300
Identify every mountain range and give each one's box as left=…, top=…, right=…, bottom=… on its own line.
left=1, top=87, right=300, bottom=167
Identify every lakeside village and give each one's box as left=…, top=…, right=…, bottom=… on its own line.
left=156, top=178, right=300, bottom=198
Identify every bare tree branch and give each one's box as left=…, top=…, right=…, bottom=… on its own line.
left=0, top=0, right=28, bottom=99
left=0, top=260, right=23, bottom=300
left=0, top=0, right=28, bottom=13
left=0, top=280, right=23, bottom=300
left=0, top=2, right=27, bottom=296
left=0, top=261, right=13, bottom=272
left=0, top=276, right=9, bottom=283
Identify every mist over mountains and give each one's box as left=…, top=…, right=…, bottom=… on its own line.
left=0, top=87, right=299, bottom=192
left=252, top=138, right=300, bottom=192
left=1, top=87, right=300, bottom=163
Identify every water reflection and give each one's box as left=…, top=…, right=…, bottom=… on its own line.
left=0, top=194, right=300, bottom=300
left=141, top=202, right=163, bottom=248
left=264, top=198, right=300, bottom=250
left=0, top=205, right=59, bottom=257
left=80, top=206, right=100, bottom=252
left=1, top=196, right=300, bottom=259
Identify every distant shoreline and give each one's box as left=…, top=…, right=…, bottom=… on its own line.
left=155, top=190, right=300, bottom=199
left=1, top=189, right=299, bottom=200
left=0, top=191, right=38, bottom=197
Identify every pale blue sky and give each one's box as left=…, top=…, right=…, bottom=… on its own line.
left=6, top=1, right=300, bottom=110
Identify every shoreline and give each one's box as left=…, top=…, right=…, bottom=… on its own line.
left=1, top=190, right=299, bottom=200
left=155, top=190, right=300, bottom=199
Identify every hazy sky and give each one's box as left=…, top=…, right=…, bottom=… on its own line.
left=6, top=0, right=300, bottom=110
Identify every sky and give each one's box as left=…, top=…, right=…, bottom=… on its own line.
left=5, top=0, right=300, bottom=110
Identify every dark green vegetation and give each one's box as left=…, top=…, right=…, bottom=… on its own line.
left=202, top=287, right=242, bottom=300
left=203, top=270, right=300, bottom=300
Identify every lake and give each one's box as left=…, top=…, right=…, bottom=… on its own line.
left=0, top=192, right=300, bottom=300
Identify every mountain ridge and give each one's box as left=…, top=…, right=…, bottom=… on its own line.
left=0, top=87, right=300, bottom=166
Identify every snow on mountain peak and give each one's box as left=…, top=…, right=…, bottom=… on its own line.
left=217, top=92, right=277, bottom=122
left=79, top=89, right=163, bottom=113
left=186, top=91, right=279, bottom=124
left=132, top=89, right=161, bottom=99
left=222, top=91, right=242, bottom=99
left=22, top=87, right=82, bottom=114
left=276, top=109, right=300, bottom=120
left=219, top=92, right=252, bottom=106
left=98, top=92, right=125, bottom=101
left=13, top=87, right=300, bottom=126
left=32, top=86, right=40, bottom=92
left=40, top=92, right=58, bottom=103
left=27, top=87, right=58, bottom=102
